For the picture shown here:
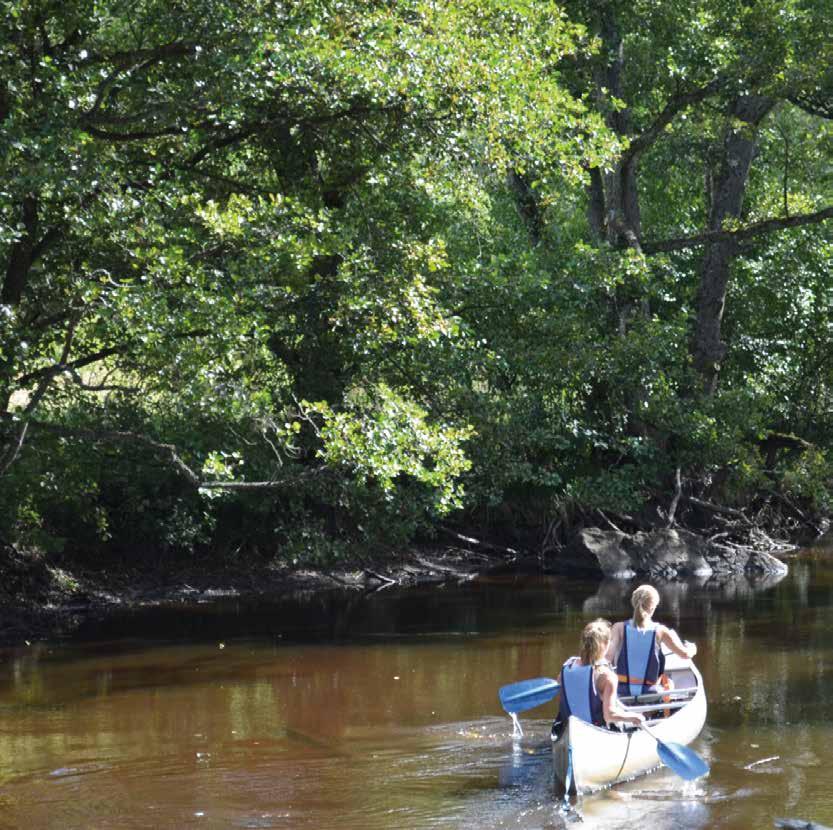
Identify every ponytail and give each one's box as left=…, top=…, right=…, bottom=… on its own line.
left=580, top=618, right=611, bottom=665
left=631, top=584, right=660, bottom=627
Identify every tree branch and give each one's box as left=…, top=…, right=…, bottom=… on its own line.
left=81, top=124, right=186, bottom=142
left=685, top=495, right=751, bottom=525
left=788, top=93, right=833, bottom=121
left=2, top=195, right=38, bottom=306
left=0, top=414, right=328, bottom=490
left=83, top=42, right=198, bottom=69
left=643, top=205, right=833, bottom=254
left=622, top=79, right=722, bottom=165
left=13, top=329, right=210, bottom=388
left=14, top=346, right=126, bottom=388
left=68, top=368, right=139, bottom=393
left=665, top=466, right=682, bottom=529
left=0, top=314, right=80, bottom=474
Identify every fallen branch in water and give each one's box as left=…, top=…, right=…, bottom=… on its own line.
left=413, top=555, right=473, bottom=579
left=362, top=569, right=397, bottom=586
left=745, top=755, right=779, bottom=769
left=438, top=527, right=519, bottom=557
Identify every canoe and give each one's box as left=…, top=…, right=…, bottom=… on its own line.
left=552, top=650, right=707, bottom=794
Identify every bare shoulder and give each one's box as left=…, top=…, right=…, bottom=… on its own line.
left=596, top=665, right=617, bottom=690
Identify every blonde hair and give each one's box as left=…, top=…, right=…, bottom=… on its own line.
left=580, top=618, right=611, bottom=665
left=631, top=584, right=660, bottom=627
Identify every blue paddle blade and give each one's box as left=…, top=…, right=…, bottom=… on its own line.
left=499, top=677, right=560, bottom=714
left=656, top=740, right=710, bottom=781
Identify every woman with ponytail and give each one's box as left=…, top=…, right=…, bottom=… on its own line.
left=607, top=585, right=697, bottom=699
left=556, top=619, right=645, bottom=730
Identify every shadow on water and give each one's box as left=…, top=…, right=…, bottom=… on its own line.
left=0, top=543, right=830, bottom=829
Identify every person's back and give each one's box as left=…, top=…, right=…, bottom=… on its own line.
left=556, top=619, right=644, bottom=732
left=608, top=585, right=697, bottom=699
left=557, top=655, right=606, bottom=726
left=613, top=618, right=665, bottom=697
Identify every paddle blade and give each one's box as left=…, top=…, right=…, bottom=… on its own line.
left=499, top=677, right=560, bottom=714
left=656, top=740, right=710, bottom=781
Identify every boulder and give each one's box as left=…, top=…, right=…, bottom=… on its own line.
left=564, top=527, right=788, bottom=580
left=627, top=529, right=713, bottom=579
left=706, top=543, right=789, bottom=576
left=568, top=528, right=635, bottom=578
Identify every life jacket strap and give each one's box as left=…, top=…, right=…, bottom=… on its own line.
left=617, top=673, right=659, bottom=685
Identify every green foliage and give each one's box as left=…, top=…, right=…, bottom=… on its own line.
left=1, top=0, right=832, bottom=563
left=781, top=448, right=833, bottom=514
left=567, top=466, right=650, bottom=515
left=315, top=385, right=474, bottom=514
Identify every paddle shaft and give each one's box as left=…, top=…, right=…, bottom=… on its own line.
left=638, top=721, right=664, bottom=744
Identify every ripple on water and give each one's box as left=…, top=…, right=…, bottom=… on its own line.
left=1, top=551, right=832, bottom=829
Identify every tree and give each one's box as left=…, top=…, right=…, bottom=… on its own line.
left=431, top=0, right=833, bottom=531
left=0, top=0, right=611, bottom=553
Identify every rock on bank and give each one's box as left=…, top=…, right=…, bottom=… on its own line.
left=559, top=528, right=789, bottom=580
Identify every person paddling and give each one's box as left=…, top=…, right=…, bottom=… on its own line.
left=556, top=619, right=645, bottom=732
left=607, top=585, right=697, bottom=699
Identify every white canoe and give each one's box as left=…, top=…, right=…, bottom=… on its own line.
left=552, top=652, right=707, bottom=794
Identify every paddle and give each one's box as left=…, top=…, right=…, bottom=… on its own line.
left=639, top=722, right=709, bottom=781
left=498, top=677, right=560, bottom=714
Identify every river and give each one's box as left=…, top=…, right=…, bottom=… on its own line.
left=0, top=541, right=831, bottom=829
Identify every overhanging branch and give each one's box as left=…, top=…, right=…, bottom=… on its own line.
left=0, top=415, right=325, bottom=491
left=14, top=329, right=210, bottom=388
left=643, top=206, right=833, bottom=254
left=14, top=346, right=125, bottom=387
left=622, top=79, right=722, bottom=165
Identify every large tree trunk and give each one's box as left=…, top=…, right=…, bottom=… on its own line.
left=507, top=168, right=543, bottom=245
left=693, top=96, right=774, bottom=393
left=581, top=3, right=650, bottom=439
left=587, top=4, right=642, bottom=250
left=2, top=195, right=38, bottom=306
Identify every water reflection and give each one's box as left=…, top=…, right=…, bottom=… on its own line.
left=581, top=567, right=789, bottom=620
left=0, top=546, right=830, bottom=829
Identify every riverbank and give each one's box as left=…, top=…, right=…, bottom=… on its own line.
left=1, top=509, right=820, bottom=647
left=0, top=536, right=524, bottom=646
left=1, top=546, right=831, bottom=830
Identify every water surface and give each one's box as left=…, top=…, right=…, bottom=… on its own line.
left=1, top=543, right=831, bottom=829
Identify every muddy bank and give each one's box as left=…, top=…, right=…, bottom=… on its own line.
left=0, top=514, right=810, bottom=647
left=0, top=535, right=525, bottom=646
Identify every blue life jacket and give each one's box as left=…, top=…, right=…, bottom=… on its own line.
left=557, top=657, right=606, bottom=726
left=616, top=621, right=665, bottom=697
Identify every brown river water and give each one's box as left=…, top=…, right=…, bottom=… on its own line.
left=0, top=541, right=831, bottom=830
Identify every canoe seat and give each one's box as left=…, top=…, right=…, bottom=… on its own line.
left=619, top=686, right=697, bottom=705
left=623, top=698, right=693, bottom=713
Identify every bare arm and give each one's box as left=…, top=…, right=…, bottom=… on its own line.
left=657, top=625, right=697, bottom=659
left=598, top=669, right=645, bottom=726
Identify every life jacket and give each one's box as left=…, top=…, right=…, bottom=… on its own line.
left=616, top=621, right=666, bottom=698
left=557, top=656, right=606, bottom=726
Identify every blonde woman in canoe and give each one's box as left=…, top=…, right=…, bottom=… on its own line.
left=556, top=619, right=645, bottom=731
left=607, top=584, right=697, bottom=698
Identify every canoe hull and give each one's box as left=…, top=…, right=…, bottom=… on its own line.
left=552, top=661, right=707, bottom=794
